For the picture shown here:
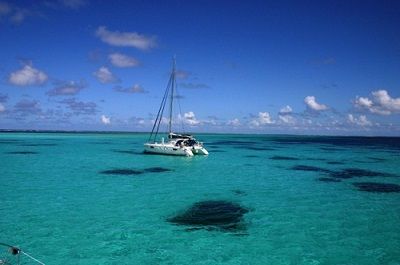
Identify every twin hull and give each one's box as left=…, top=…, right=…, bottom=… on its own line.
left=144, top=143, right=208, bottom=157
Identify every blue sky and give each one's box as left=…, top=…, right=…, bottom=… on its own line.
left=0, top=0, right=399, bottom=135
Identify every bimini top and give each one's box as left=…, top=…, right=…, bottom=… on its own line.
left=168, top=133, right=194, bottom=139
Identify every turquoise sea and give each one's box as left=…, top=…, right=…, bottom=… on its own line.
left=1, top=132, right=400, bottom=265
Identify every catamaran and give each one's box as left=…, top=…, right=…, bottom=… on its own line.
left=144, top=58, right=208, bottom=157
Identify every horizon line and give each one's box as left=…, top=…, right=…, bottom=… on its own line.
left=0, top=129, right=399, bottom=138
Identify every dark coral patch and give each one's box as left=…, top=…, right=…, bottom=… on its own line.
left=0, top=139, right=24, bottom=144
left=100, top=167, right=172, bottom=175
left=317, top=177, right=342, bottom=183
left=291, top=165, right=332, bottom=173
left=6, top=151, right=38, bottom=154
left=168, top=200, right=249, bottom=231
left=327, top=161, right=345, bottom=165
left=367, top=157, right=386, bottom=162
left=353, top=182, right=400, bottom=193
left=270, top=156, right=299, bottom=161
left=320, top=147, right=344, bottom=151
left=329, top=168, right=388, bottom=179
left=244, top=155, right=259, bottom=158
left=19, top=143, right=57, bottom=147
left=144, top=167, right=172, bottom=173
left=306, top=158, right=326, bottom=161
left=100, top=169, right=143, bottom=175
left=232, top=189, right=247, bottom=196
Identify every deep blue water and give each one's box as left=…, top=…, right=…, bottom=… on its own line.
left=1, top=132, right=399, bottom=264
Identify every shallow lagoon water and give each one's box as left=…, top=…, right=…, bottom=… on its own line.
left=1, top=132, right=400, bottom=264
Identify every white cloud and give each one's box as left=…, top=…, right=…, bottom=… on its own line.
left=101, top=114, right=110, bottom=124
left=354, top=90, right=400, bottom=115
left=227, top=118, right=240, bottom=126
left=0, top=103, right=5, bottom=112
left=47, top=80, right=86, bottom=96
left=347, top=114, right=372, bottom=126
left=96, top=26, right=156, bottom=50
left=0, top=2, right=11, bottom=15
left=250, top=112, right=274, bottom=127
left=114, top=84, right=147, bottom=93
left=279, top=105, right=293, bottom=114
left=93, top=66, right=117, bottom=84
left=14, top=99, right=42, bottom=114
left=278, top=105, right=295, bottom=124
left=9, top=64, right=48, bottom=86
left=179, top=82, right=209, bottom=89
left=304, top=96, right=328, bottom=111
left=10, top=8, right=29, bottom=24
left=278, top=114, right=295, bottom=124
left=0, top=94, right=8, bottom=103
left=354, top=96, right=373, bottom=108
left=175, top=70, right=190, bottom=79
left=60, top=0, right=87, bottom=9
left=59, top=98, right=98, bottom=115
left=0, top=2, right=30, bottom=24
left=109, top=53, right=139, bottom=67
left=183, top=111, right=200, bottom=125
left=372, top=90, right=400, bottom=113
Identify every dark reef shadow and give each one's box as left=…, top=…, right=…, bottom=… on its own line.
left=0, top=139, right=25, bottom=144
left=270, top=156, right=299, bottom=161
left=291, top=165, right=333, bottom=173
left=327, top=161, right=345, bottom=165
left=231, top=189, right=247, bottom=196
left=100, top=167, right=172, bottom=175
left=19, top=143, right=57, bottom=147
left=167, top=200, right=249, bottom=233
left=329, top=168, right=394, bottom=179
left=317, top=177, right=342, bottom=183
left=352, top=182, right=400, bottom=193
left=143, top=167, right=172, bottom=173
left=367, top=157, right=386, bottom=162
left=5, top=151, right=39, bottom=155
left=100, top=168, right=143, bottom=175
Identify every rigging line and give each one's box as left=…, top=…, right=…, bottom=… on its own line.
left=154, top=73, right=173, bottom=140
left=148, top=73, right=172, bottom=142
left=149, top=79, right=169, bottom=141
left=0, top=243, right=14, bottom=248
left=21, top=251, right=46, bottom=265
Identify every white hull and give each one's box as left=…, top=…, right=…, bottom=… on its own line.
left=192, top=145, right=209, bottom=155
left=144, top=143, right=194, bottom=156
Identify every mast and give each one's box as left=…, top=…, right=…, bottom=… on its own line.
left=147, top=57, right=176, bottom=142
left=168, top=57, right=176, bottom=134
